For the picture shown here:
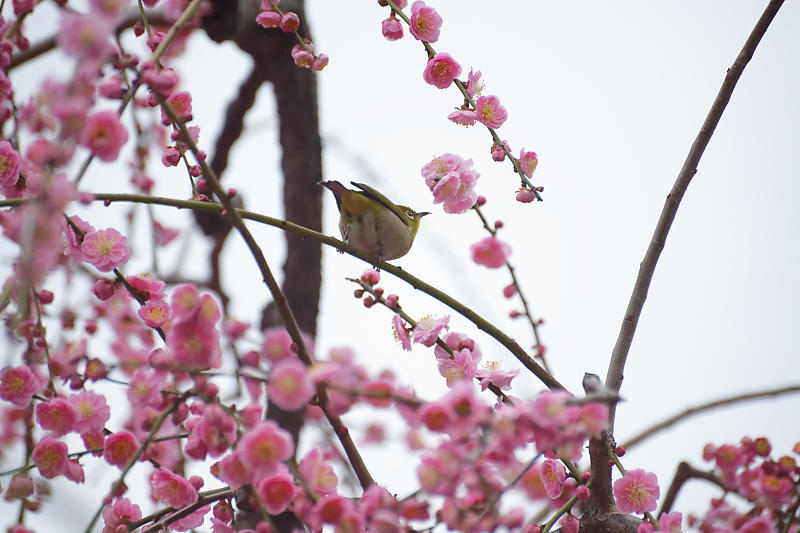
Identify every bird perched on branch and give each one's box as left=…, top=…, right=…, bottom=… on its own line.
left=320, top=181, right=429, bottom=263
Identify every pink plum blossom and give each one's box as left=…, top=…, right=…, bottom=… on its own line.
left=436, top=348, right=477, bottom=387
left=0, top=140, right=21, bottom=187
left=32, top=435, right=69, bottom=478
left=69, top=390, right=111, bottom=434
left=81, top=228, right=130, bottom=272
left=519, top=149, right=539, bottom=177
left=0, top=365, right=45, bottom=407
left=268, top=358, right=315, bottom=411
left=138, top=299, right=171, bottom=328
left=541, top=459, right=567, bottom=499
left=238, top=420, right=294, bottom=476
left=470, top=236, right=511, bottom=268
left=475, top=362, right=518, bottom=391
left=58, top=13, right=114, bottom=59
left=256, top=10, right=282, bottom=28
left=280, top=12, right=300, bottom=32
left=447, top=108, right=478, bottom=126
left=392, top=314, right=412, bottom=351
left=165, top=91, right=193, bottom=123
left=150, top=467, right=198, bottom=508
left=411, top=315, right=449, bottom=346
left=382, top=16, right=403, bottom=41
left=79, top=110, right=129, bottom=162
left=35, top=397, right=80, bottom=436
left=613, top=469, right=660, bottom=514
left=184, top=404, right=237, bottom=460
left=465, top=68, right=483, bottom=98
left=101, top=497, right=142, bottom=533
left=423, top=52, right=461, bottom=89
left=409, top=1, right=442, bottom=42
left=516, top=188, right=537, bottom=203
left=475, top=95, right=508, bottom=129
left=216, top=451, right=251, bottom=490
left=299, top=448, right=338, bottom=496
left=103, top=430, right=138, bottom=468
left=256, top=469, right=296, bottom=514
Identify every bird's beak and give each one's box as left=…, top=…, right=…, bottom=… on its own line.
left=418, top=212, right=431, bottom=218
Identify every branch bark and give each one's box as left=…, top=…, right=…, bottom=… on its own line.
left=604, top=0, right=785, bottom=431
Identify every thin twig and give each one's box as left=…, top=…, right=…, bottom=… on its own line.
left=621, top=384, right=800, bottom=450
left=604, top=0, right=786, bottom=431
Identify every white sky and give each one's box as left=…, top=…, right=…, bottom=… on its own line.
left=2, top=1, right=799, bottom=530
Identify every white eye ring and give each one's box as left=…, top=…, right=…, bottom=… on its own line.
left=405, top=210, right=414, bottom=219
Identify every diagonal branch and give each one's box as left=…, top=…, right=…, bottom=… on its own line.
left=604, top=0, right=785, bottom=431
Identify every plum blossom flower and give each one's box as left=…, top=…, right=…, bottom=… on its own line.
left=299, top=448, right=338, bottom=496
left=280, top=12, right=300, bottom=32
left=69, top=390, right=111, bottom=434
left=409, top=1, right=442, bottom=42
left=411, top=315, right=449, bottom=346
left=447, top=108, right=477, bottom=126
left=216, top=451, right=251, bottom=490
left=465, top=68, right=483, bottom=98
left=256, top=10, right=281, bottom=28
left=0, top=140, right=21, bottom=187
left=613, top=469, right=659, bottom=513
left=421, top=153, right=479, bottom=214
left=256, top=469, right=295, bottom=514
left=238, top=420, right=293, bottom=476
left=382, top=16, right=403, bottom=41
left=103, top=430, right=138, bottom=468
left=58, top=13, right=114, bottom=59
left=541, top=459, right=567, bottom=499
left=392, top=314, right=412, bottom=351
left=475, top=95, right=508, bottom=129
left=423, top=52, right=461, bottom=89
left=35, top=397, right=80, bottom=436
left=268, top=358, right=315, bottom=411
left=0, top=365, right=46, bottom=408
left=151, top=467, right=198, bottom=508
left=102, top=498, right=142, bottom=533
left=436, top=348, right=477, bottom=387
left=470, top=236, right=511, bottom=268
left=81, top=228, right=130, bottom=272
left=79, top=110, right=129, bottom=162
left=32, top=436, right=69, bottom=479
left=519, top=149, right=539, bottom=177
left=476, top=361, right=518, bottom=391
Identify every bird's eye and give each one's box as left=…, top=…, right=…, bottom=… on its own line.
left=405, top=210, right=414, bottom=219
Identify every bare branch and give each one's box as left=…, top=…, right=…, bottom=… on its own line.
left=621, top=384, right=800, bottom=450
left=604, top=0, right=786, bottom=430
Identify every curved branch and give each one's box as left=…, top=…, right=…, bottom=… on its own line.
left=621, top=384, right=800, bottom=450
left=0, top=193, right=565, bottom=392
left=604, top=0, right=786, bottom=430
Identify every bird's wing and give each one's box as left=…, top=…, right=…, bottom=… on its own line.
left=351, top=182, right=406, bottom=224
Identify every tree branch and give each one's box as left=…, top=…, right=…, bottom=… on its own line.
left=621, top=384, right=800, bottom=450
left=604, top=0, right=786, bottom=430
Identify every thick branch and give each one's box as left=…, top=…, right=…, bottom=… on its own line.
left=604, top=0, right=785, bottom=430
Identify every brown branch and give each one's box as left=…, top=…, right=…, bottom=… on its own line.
left=659, top=461, right=724, bottom=516
left=621, top=384, right=800, bottom=450
left=604, top=0, right=786, bottom=430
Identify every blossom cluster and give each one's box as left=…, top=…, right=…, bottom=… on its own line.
left=379, top=0, right=541, bottom=203
left=255, top=0, right=329, bottom=71
left=690, top=437, right=800, bottom=533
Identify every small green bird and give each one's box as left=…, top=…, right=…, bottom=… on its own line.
left=320, top=180, right=429, bottom=262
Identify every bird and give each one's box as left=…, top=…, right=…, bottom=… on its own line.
left=319, top=180, right=429, bottom=262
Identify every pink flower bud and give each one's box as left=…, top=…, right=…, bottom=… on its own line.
left=92, top=279, right=116, bottom=301
left=280, top=12, right=300, bottom=32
